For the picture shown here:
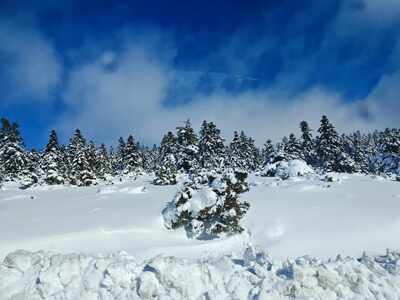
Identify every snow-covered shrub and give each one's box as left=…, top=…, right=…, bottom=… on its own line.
left=162, top=170, right=250, bottom=239
left=323, top=173, right=341, bottom=183
left=261, top=159, right=314, bottom=180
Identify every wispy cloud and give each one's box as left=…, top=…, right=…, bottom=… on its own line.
left=0, top=18, right=62, bottom=103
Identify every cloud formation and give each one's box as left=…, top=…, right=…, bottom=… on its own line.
left=57, top=36, right=400, bottom=146
left=0, top=18, right=62, bottom=103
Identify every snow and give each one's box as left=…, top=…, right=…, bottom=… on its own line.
left=261, top=159, right=315, bottom=179
left=2, top=247, right=400, bottom=299
left=1, top=173, right=400, bottom=298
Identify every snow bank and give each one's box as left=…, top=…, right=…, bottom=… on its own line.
left=261, top=159, right=315, bottom=180
left=2, top=248, right=400, bottom=300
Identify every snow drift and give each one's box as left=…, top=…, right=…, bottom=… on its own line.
left=260, top=159, right=315, bottom=179
left=2, top=247, right=400, bottom=300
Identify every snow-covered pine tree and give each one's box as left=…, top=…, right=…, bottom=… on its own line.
left=154, top=131, right=178, bottom=185
left=87, top=141, right=98, bottom=175
left=114, top=137, right=126, bottom=174
left=142, top=144, right=158, bottom=173
left=20, top=148, right=41, bottom=188
left=261, top=139, right=275, bottom=165
left=299, top=121, right=315, bottom=165
left=123, top=135, right=143, bottom=176
left=198, top=120, right=226, bottom=171
left=40, top=130, right=66, bottom=184
left=176, top=119, right=199, bottom=173
left=229, top=131, right=260, bottom=171
left=67, top=129, right=96, bottom=186
left=95, top=143, right=114, bottom=179
left=372, top=128, right=400, bottom=175
left=284, top=133, right=304, bottom=160
left=343, top=132, right=366, bottom=172
left=0, top=118, right=30, bottom=181
left=246, top=135, right=261, bottom=170
left=228, top=131, right=242, bottom=169
left=268, top=138, right=287, bottom=164
left=316, top=115, right=356, bottom=173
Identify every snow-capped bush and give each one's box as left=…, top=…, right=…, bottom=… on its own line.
left=162, top=170, right=250, bottom=239
left=2, top=248, right=400, bottom=300
left=261, top=159, right=314, bottom=180
left=323, top=173, right=341, bottom=183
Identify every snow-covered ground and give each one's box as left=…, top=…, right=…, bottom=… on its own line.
left=1, top=173, right=400, bottom=299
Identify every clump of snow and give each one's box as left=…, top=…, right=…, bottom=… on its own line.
left=260, top=159, right=315, bottom=180
left=119, top=186, right=147, bottom=194
left=2, top=248, right=400, bottom=300
left=97, top=186, right=118, bottom=195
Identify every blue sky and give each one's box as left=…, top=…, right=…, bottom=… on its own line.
left=0, top=0, right=399, bottom=148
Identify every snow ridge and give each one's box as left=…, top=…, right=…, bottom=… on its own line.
left=1, top=247, right=400, bottom=300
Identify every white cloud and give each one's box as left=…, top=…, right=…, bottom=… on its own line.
left=56, top=38, right=400, bottom=146
left=0, top=18, right=62, bottom=102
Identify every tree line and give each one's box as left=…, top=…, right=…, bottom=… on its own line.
left=0, top=116, right=399, bottom=187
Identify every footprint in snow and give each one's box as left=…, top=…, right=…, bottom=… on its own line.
left=119, top=186, right=147, bottom=194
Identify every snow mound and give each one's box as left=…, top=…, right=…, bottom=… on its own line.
left=97, top=187, right=118, bottom=195
left=2, top=248, right=400, bottom=300
left=261, top=159, right=315, bottom=180
left=119, top=186, right=147, bottom=194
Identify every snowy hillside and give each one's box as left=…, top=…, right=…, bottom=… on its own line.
left=1, top=173, right=400, bottom=299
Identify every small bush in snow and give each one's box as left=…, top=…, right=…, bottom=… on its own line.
left=162, top=170, right=250, bottom=239
left=323, top=173, right=341, bottom=183
left=261, top=159, right=314, bottom=180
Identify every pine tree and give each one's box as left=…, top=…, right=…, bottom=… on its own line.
left=198, top=120, right=226, bottom=171
left=229, top=131, right=260, bottom=171
left=142, top=144, right=158, bottom=173
left=261, top=139, right=275, bottom=165
left=67, top=129, right=96, bottom=186
left=154, top=132, right=178, bottom=185
left=284, top=133, right=303, bottom=160
left=316, top=115, right=356, bottom=173
left=123, top=135, right=143, bottom=176
left=0, top=118, right=29, bottom=181
left=114, top=137, right=126, bottom=174
left=95, top=143, right=114, bottom=179
left=372, top=128, right=400, bottom=175
left=299, top=121, right=315, bottom=165
left=176, top=119, right=199, bottom=173
left=40, top=130, right=66, bottom=184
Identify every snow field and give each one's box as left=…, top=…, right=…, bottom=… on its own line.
left=1, top=173, right=400, bottom=299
